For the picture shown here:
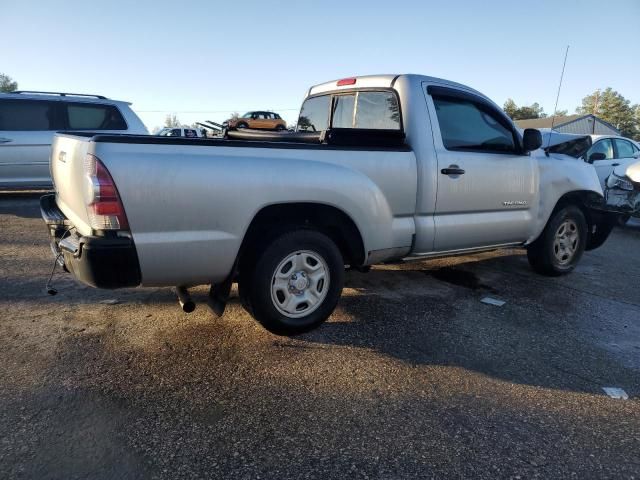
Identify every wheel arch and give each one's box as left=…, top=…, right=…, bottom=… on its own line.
left=528, top=190, right=612, bottom=249
left=236, top=202, right=366, bottom=275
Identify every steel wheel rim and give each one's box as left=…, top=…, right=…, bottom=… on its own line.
left=553, top=219, right=579, bottom=265
left=270, top=250, right=330, bottom=318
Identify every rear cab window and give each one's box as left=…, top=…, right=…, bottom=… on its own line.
left=297, top=90, right=401, bottom=132
left=297, top=96, right=331, bottom=132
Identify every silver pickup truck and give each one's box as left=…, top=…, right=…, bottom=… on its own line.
left=41, top=74, right=614, bottom=334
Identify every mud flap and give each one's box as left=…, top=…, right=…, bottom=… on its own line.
left=585, top=210, right=617, bottom=251
left=207, top=276, right=233, bottom=318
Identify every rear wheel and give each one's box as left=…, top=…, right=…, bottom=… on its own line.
left=527, top=205, right=587, bottom=276
left=241, top=229, right=344, bottom=335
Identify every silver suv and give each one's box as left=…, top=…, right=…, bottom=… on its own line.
left=0, top=91, right=148, bottom=189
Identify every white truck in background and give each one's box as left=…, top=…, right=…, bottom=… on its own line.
left=41, top=74, right=615, bottom=334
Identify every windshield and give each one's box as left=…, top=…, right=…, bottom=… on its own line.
left=242, top=112, right=253, bottom=118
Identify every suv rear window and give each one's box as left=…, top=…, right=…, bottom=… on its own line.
left=66, top=103, right=127, bottom=130
left=0, top=99, right=58, bottom=131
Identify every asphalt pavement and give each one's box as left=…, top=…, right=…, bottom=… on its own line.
left=1, top=193, right=639, bottom=479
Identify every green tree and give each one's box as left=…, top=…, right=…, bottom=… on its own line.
left=577, top=88, right=638, bottom=139
left=0, top=73, right=18, bottom=92
left=629, top=104, right=640, bottom=141
left=503, top=98, right=547, bottom=120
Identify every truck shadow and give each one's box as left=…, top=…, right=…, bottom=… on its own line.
left=297, top=256, right=639, bottom=396
left=0, top=191, right=46, bottom=219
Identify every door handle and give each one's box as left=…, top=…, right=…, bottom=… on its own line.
left=441, top=166, right=465, bottom=175
left=612, top=163, right=620, bottom=166
left=0, top=137, right=13, bottom=144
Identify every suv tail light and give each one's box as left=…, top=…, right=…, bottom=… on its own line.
left=84, top=154, right=129, bottom=231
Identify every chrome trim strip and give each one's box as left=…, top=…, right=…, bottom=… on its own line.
left=403, top=242, right=523, bottom=261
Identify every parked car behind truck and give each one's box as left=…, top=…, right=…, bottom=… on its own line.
left=223, top=111, right=287, bottom=131
left=0, top=91, right=148, bottom=189
left=41, top=74, right=615, bottom=335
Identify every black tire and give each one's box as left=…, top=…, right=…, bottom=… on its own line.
left=237, top=122, right=248, bottom=129
left=241, top=229, right=344, bottom=335
left=275, top=124, right=286, bottom=131
left=527, top=205, right=587, bottom=276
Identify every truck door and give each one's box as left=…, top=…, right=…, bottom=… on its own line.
left=425, top=85, right=536, bottom=251
left=0, top=98, right=59, bottom=188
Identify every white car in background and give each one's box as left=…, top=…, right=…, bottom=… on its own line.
left=583, top=135, right=640, bottom=187
left=0, top=91, right=148, bottom=189
left=156, top=127, right=205, bottom=138
left=582, top=135, right=640, bottom=224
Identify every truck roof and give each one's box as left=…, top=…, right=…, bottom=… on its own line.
left=307, top=74, right=487, bottom=100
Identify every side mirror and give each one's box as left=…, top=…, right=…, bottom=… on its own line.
left=633, top=151, right=640, bottom=159
left=589, top=152, right=607, bottom=162
left=522, top=128, right=542, bottom=152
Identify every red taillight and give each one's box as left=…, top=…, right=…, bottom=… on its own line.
left=84, top=154, right=129, bottom=230
left=337, top=77, right=356, bottom=86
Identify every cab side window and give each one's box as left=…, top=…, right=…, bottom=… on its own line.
left=431, top=94, right=517, bottom=153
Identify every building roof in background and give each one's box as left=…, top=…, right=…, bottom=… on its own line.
left=515, top=114, right=584, bottom=129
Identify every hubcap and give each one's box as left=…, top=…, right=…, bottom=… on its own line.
left=271, top=250, right=330, bottom=318
left=553, top=219, right=579, bottom=265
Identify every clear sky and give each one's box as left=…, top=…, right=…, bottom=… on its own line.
left=2, top=0, right=639, bottom=131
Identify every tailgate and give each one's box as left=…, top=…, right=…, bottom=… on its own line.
left=50, top=134, right=94, bottom=236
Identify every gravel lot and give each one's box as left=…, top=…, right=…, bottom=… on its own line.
left=1, top=192, right=639, bottom=479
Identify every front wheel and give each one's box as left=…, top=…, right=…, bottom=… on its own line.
left=527, top=205, right=587, bottom=276
left=242, top=230, right=344, bottom=335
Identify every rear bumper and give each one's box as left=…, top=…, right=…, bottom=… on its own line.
left=40, top=194, right=141, bottom=289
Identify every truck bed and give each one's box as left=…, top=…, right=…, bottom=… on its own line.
left=62, top=128, right=410, bottom=151
left=49, top=130, right=418, bottom=286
